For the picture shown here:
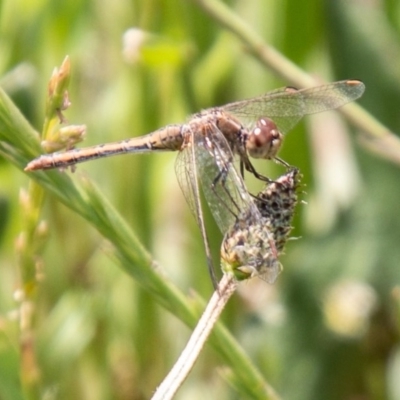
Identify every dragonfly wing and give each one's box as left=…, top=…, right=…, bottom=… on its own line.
left=175, top=132, right=199, bottom=224
left=222, top=80, right=365, bottom=135
left=294, top=80, right=365, bottom=113
left=175, top=128, right=219, bottom=288
left=190, top=121, right=254, bottom=234
left=222, top=87, right=304, bottom=134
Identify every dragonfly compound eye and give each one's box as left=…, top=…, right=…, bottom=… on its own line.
left=246, top=117, right=283, bottom=159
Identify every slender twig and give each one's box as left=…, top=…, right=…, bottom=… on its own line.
left=192, top=0, right=314, bottom=87
left=192, top=0, right=400, bottom=165
left=152, top=274, right=238, bottom=400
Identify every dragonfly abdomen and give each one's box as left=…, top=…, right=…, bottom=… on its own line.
left=25, top=124, right=184, bottom=171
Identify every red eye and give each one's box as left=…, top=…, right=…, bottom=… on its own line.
left=246, top=118, right=283, bottom=159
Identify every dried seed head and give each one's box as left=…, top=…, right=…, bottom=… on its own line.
left=220, top=169, right=302, bottom=283
left=221, top=207, right=281, bottom=283
left=254, top=168, right=302, bottom=253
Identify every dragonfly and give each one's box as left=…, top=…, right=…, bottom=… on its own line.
left=25, top=80, right=365, bottom=287
left=25, top=80, right=365, bottom=178
left=176, top=116, right=281, bottom=285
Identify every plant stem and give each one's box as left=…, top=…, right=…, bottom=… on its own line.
left=152, top=274, right=238, bottom=400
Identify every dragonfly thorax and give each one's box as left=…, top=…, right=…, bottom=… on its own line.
left=246, top=117, right=283, bottom=160
left=212, top=110, right=245, bottom=152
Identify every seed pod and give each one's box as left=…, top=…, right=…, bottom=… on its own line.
left=221, top=206, right=281, bottom=283
left=254, top=168, right=302, bottom=254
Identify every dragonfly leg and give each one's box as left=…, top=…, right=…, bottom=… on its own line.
left=274, top=156, right=293, bottom=169
left=211, top=167, right=242, bottom=218
left=242, top=158, right=272, bottom=182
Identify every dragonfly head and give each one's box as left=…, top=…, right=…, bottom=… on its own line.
left=246, top=117, right=283, bottom=159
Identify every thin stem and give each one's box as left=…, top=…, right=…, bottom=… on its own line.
left=152, top=274, right=238, bottom=400
left=192, top=0, right=313, bottom=86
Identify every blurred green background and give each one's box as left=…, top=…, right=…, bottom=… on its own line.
left=1, top=0, right=400, bottom=399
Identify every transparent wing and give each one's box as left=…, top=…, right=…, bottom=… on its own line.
left=175, top=119, right=258, bottom=233
left=174, top=126, right=219, bottom=288
left=174, top=130, right=200, bottom=227
left=192, top=122, right=256, bottom=234
left=221, top=80, right=365, bottom=134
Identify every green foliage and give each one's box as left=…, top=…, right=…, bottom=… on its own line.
left=1, top=0, right=400, bottom=399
